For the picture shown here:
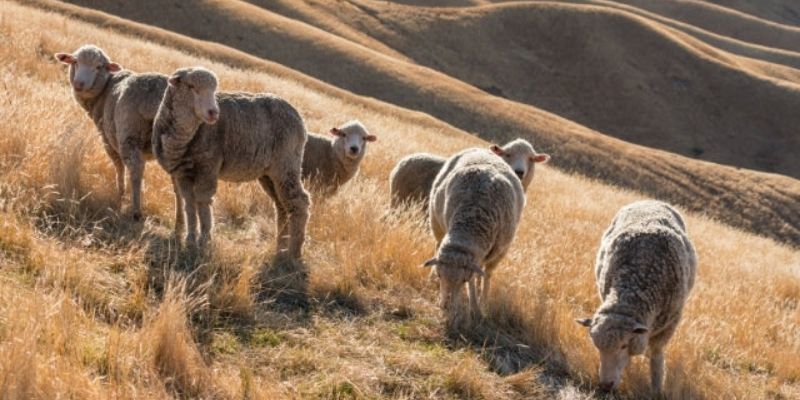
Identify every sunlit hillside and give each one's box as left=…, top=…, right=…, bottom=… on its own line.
left=0, top=1, right=798, bottom=399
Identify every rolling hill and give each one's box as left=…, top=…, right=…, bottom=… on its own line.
left=37, top=0, right=800, bottom=246
left=0, top=1, right=799, bottom=399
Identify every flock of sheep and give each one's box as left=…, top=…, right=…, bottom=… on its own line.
left=55, top=44, right=697, bottom=394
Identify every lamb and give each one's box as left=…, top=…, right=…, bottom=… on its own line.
left=55, top=44, right=178, bottom=223
left=152, top=67, right=310, bottom=258
left=489, top=138, right=550, bottom=191
left=576, top=200, right=697, bottom=393
left=389, top=153, right=445, bottom=210
left=423, top=148, right=526, bottom=326
left=300, top=121, right=376, bottom=194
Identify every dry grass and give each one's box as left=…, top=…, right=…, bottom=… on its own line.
left=0, top=2, right=798, bottom=399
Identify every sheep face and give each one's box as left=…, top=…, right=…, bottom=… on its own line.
left=55, top=45, right=121, bottom=97
left=329, top=121, right=376, bottom=161
left=423, top=253, right=483, bottom=314
left=490, top=139, right=549, bottom=190
left=576, top=314, right=649, bottom=391
left=167, top=67, right=220, bottom=125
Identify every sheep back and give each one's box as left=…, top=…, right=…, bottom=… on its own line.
left=389, top=153, right=445, bottom=208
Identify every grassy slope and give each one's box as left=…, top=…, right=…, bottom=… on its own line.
left=1, top=2, right=799, bottom=399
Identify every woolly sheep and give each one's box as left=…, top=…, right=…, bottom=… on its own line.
left=489, top=138, right=550, bottom=191
left=300, top=121, right=376, bottom=194
left=152, top=67, right=310, bottom=257
left=55, top=44, right=177, bottom=222
left=576, top=200, right=697, bottom=393
left=389, top=139, right=548, bottom=210
left=389, top=153, right=445, bottom=210
left=424, top=148, right=526, bottom=325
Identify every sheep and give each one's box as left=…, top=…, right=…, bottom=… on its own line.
left=300, top=121, right=376, bottom=194
left=389, top=153, right=445, bottom=210
left=423, top=148, right=526, bottom=326
left=152, top=66, right=310, bottom=258
left=576, top=200, right=697, bottom=393
left=489, top=138, right=550, bottom=191
left=389, top=139, right=548, bottom=210
left=54, top=44, right=178, bottom=223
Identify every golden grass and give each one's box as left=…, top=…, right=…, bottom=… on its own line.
left=0, top=2, right=798, bottom=399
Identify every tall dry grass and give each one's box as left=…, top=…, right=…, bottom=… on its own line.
left=0, top=1, right=798, bottom=399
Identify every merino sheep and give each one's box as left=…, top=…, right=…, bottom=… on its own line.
left=390, top=139, right=548, bottom=210
left=55, top=45, right=177, bottom=222
left=299, top=121, right=376, bottom=194
left=152, top=67, right=310, bottom=257
left=576, top=200, right=697, bottom=393
left=489, top=138, right=550, bottom=191
left=389, top=153, right=445, bottom=210
left=424, top=148, right=526, bottom=325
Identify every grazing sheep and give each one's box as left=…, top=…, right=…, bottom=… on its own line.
left=389, top=153, right=445, bottom=210
left=489, top=138, right=550, bottom=191
left=300, top=121, right=376, bottom=194
left=576, top=200, right=697, bottom=393
left=55, top=44, right=177, bottom=222
left=152, top=67, right=310, bottom=257
left=423, top=148, right=526, bottom=325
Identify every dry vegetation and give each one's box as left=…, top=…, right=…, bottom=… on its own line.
left=0, top=2, right=798, bottom=399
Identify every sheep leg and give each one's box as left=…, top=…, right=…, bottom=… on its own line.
left=121, top=146, right=145, bottom=221
left=257, top=176, right=289, bottom=250
left=648, top=346, right=665, bottom=394
left=193, top=175, right=217, bottom=248
left=480, top=261, right=498, bottom=308
left=104, top=145, right=125, bottom=210
left=176, top=177, right=198, bottom=246
left=467, top=278, right=481, bottom=319
left=171, top=177, right=185, bottom=238
left=270, top=169, right=310, bottom=259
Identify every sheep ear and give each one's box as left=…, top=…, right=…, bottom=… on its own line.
left=632, top=324, right=648, bottom=334
left=365, top=134, right=377, bottom=142
left=106, top=62, right=122, bottom=73
left=532, top=154, right=550, bottom=164
left=422, top=258, right=438, bottom=267
left=55, top=53, right=75, bottom=64
left=576, top=318, right=592, bottom=328
left=168, top=75, right=181, bottom=86
left=490, top=145, right=504, bottom=156
left=329, top=128, right=345, bottom=137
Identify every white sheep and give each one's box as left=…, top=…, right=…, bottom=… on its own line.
left=389, top=139, right=548, bottom=210
left=424, top=148, right=526, bottom=326
left=300, top=121, right=376, bottom=194
left=489, top=138, right=550, bottom=191
left=389, top=153, right=445, bottom=210
left=576, top=200, right=697, bottom=393
left=152, top=67, right=310, bottom=257
left=55, top=44, right=179, bottom=223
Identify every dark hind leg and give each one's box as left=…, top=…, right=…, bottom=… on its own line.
left=258, top=176, right=289, bottom=251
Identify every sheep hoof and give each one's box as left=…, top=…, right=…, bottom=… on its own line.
left=131, top=211, right=143, bottom=222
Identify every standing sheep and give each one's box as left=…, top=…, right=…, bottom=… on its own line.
left=389, top=153, right=445, bottom=210
left=152, top=67, right=310, bottom=258
left=296, top=121, right=376, bottom=194
left=55, top=45, right=177, bottom=222
left=576, top=200, right=697, bottom=393
left=489, top=138, right=550, bottom=191
left=389, top=139, right=549, bottom=210
left=424, top=148, right=526, bottom=326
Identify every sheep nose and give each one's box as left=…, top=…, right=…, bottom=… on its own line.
left=73, top=82, right=84, bottom=91
left=514, top=170, right=524, bottom=179
left=207, top=109, right=219, bottom=122
left=349, top=146, right=359, bottom=154
left=599, top=382, right=615, bottom=392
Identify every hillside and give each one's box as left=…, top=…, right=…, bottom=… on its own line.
left=40, top=0, right=800, bottom=246
left=0, top=1, right=799, bottom=399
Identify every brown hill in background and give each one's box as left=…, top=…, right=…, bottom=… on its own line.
left=705, top=0, right=800, bottom=27
left=27, top=0, right=800, bottom=245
